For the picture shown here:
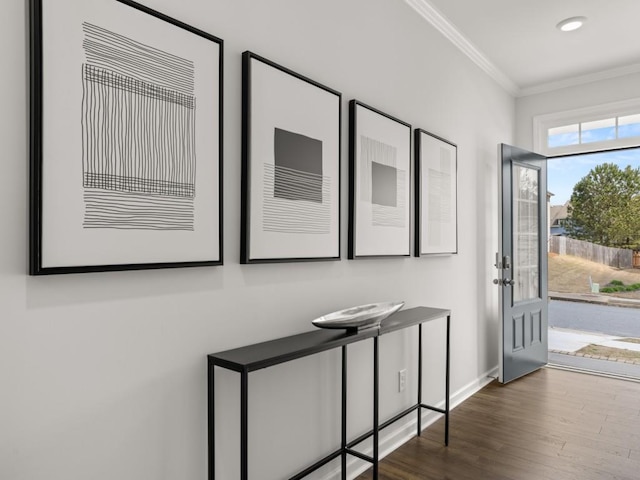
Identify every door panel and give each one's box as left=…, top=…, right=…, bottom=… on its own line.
left=499, top=144, right=548, bottom=384
left=532, top=310, right=542, bottom=345
left=512, top=315, right=525, bottom=351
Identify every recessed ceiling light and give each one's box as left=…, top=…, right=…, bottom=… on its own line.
left=557, top=16, right=587, bottom=32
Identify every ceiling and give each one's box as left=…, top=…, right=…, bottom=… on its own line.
left=410, top=0, right=640, bottom=96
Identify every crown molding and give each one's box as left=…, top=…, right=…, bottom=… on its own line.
left=404, top=0, right=520, bottom=97
left=519, top=62, right=640, bottom=97
left=405, top=0, right=640, bottom=98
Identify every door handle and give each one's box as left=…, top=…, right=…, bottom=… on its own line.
left=493, top=278, right=515, bottom=286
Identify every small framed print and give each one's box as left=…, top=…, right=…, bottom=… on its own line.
left=414, top=129, right=458, bottom=256
left=349, top=100, right=411, bottom=258
left=29, top=0, right=223, bottom=274
left=241, top=51, right=342, bottom=263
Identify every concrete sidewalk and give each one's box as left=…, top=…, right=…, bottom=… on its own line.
left=548, top=326, right=640, bottom=380
left=546, top=291, right=640, bottom=377
left=549, top=327, right=640, bottom=354
left=549, top=290, right=640, bottom=308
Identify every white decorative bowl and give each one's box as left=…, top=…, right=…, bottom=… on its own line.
left=311, top=301, right=405, bottom=333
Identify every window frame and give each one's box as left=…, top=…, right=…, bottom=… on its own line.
left=533, top=98, right=640, bottom=157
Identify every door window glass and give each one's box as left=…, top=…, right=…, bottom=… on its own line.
left=512, top=165, right=540, bottom=302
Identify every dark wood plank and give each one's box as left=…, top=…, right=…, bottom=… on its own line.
left=357, top=367, right=640, bottom=480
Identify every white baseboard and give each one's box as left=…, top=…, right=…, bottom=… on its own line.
left=319, top=366, right=499, bottom=480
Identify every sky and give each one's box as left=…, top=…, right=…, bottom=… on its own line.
left=548, top=148, right=640, bottom=205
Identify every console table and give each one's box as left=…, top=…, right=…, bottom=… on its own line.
left=208, top=306, right=451, bottom=480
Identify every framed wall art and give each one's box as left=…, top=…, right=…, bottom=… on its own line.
left=414, top=129, right=458, bottom=256
left=29, top=0, right=223, bottom=274
left=349, top=100, right=411, bottom=258
left=241, top=51, right=341, bottom=263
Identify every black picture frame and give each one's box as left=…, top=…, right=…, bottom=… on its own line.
left=29, top=0, right=224, bottom=275
left=241, top=51, right=342, bottom=264
left=414, top=129, right=458, bottom=256
left=349, top=100, right=412, bottom=259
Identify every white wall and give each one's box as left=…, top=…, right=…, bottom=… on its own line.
left=516, top=73, right=640, bottom=151
left=0, top=1, right=513, bottom=479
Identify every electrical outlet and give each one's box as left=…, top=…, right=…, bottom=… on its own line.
left=398, top=369, right=407, bottom=392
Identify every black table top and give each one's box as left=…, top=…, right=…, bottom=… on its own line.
left=208, top=306, right=450, bottom=373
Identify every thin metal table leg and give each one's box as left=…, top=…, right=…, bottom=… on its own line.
left=241, top=370, right=248, bottom=480
left=208, top=362, right=215, bottom=480
left=373, top=336, right=379, bottom=480
left=445, top=315, right=451, bottom=446
left=417, top=323, right=423, bottom=437
left=341, top=345, right=347, bottom=480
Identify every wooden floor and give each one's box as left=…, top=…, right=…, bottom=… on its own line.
left=358, top=367, right=640, bottom=480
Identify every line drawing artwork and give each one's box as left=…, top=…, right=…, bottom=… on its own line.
left=360, top=135, right=405, bottom=228
left=81, top=22, right=197, bottom=230
left=263, top=128, right=331, bottom=234
left=427, top=146, right=453, bottom=246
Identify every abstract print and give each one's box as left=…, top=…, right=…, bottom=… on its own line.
left=360, top=135, right=406, bottom=228
left=81, top=22, right=196, bottom=230
left=263, top=128, right=330, bottom=234
left=427, top=146, right=453, bottom=246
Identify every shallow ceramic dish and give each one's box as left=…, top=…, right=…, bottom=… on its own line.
left=311, top=301, right=404, bottom=333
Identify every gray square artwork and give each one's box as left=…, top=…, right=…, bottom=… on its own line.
left=371, top=161, right=397, bottom=207
left=360, top=135, right=405, bottom=228
left=274, top=128, right=323, bottom=203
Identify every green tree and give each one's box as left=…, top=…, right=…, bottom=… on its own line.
left=566, top=163, right=640, bottom=247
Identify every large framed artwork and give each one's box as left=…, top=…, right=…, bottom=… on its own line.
left=414, top=129, right=458, bottom=256
left=241, top=51, right=341, bottom=263
left=29, top=0, right=223, bottom=274
left=349, top=100, right=411, bottom=258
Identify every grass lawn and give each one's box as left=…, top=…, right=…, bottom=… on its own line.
left=576, top=344, right=640, bottom=363
left=548, top=252, right=640, bottom=299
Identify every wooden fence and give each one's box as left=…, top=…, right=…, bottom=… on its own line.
left=634, top=251, right=640, bottom=268
left=549, top=236, right=634, bottom=269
